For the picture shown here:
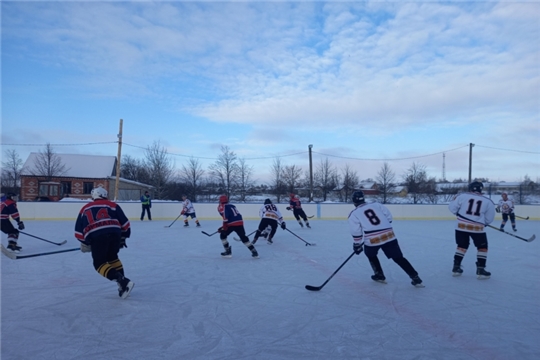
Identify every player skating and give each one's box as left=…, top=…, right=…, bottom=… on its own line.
left=217, top=195, right=258, bottom=259
left=287, top=193, right=310, bottom=228
left=348, top=191, right=423, bottom=287
left=448, top=181, right=496, bottom=279
left=1, top=193, right=25, bottom=252
left=252, top=199, right=286, bottom=245
left=181, top=194, right=201, bottom=227
left=75, top=186, right=134, bottom=299
left=496, top=192, right=516, bottom=232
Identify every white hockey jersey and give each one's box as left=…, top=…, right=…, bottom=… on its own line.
left=181, top=199, right=195, bottom=214
left=259, top=203, right=284, bottom=223
left=497, top=198, right=515, bottom=215
left=348, top=202, right=396, bottom=247
left=448, top=192, right=495, bottom=233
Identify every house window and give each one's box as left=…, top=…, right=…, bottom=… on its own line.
left=61, top=181, right=72, bottom=195
left=39, top=184, right=49, bottom=196
left=83, top=182, right=94, bottom=194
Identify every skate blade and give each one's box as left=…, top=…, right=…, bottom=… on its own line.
left=120, top=281, right=135, bottom=299
left=221, top=255, right=232, bottom=258
left=477, top=275, right=490, bottom=280
left=413, top=283, right=425, bottom=288
left=452, top=273, right=462, bottom=277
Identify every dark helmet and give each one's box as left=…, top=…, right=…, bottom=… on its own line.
left=352, top=191, right=365, bottom=205
left=264, top=198, right=272, bottom=205
left=469, top=181, right=484, bottom=193
left=6, top=192, right=17, bottom=200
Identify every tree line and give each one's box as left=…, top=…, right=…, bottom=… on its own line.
left=2, top=142, right=538, bottom=204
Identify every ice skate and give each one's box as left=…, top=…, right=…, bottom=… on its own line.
left=196, top=223, right=201, bottom=227
left=117, top=276, right=134, bottom=299
left=410, top=275, right=425, bottom=288
left=267, top=237, right=273, bottom=245
left=452, top=265, right=463, bottom=277
left=251, top=251, right=259, bottom=259
left=184, top=223, right=189, bottom=227
left=221, top=247, right=232, bottom=258
left=476, top=267, right=491, bottom=279
left=298, top=222, right=304, bottom=228
left=306, top=223, right=311, bottom=229
left=371, top=273, right=387, bottom=284
left=6, top=241, right=22, bottom=253
left=513, top=227, right=517, bottom=232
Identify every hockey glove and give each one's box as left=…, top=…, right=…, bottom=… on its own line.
left=286, top=207, right=291, bottom=211
left=80, top=243, right=92, bottom=253
left=17, top=221, right=25, bottom=230
left=495, top=207, right=501, bottom=213
left=181, top=210, right=186, bottom=215
left=353, top=243, right=363, bottom=255
left=120, top=237, right=128, bottom=249
left=218, top=224, right=228, bottom=233
left=281, top=222, right=286, bottom=230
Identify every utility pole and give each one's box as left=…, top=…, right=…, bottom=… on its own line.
left=468, top=143, right=474, bottom=184
left=114, top=119, right=123, bottom=201
left=442, top=152, right=446, bottom=181
left=308, top=144, right=314, bottom=202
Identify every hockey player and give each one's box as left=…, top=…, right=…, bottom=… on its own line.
left=180, top=194, right=201, bottom=227
left=348, top=190, right=424, bottom=287
left=448, top=181, right=496, bottom=279
left=252, top=199, right=286, bottom=245
left=217, top=195, right=258, bottom=259
left=496, top=192, right=516, bottom=232
left=75, top=186, right=134, bottom=299
left=287, top=193, right=310, bottom=228
left=140, top=191, right=152, bottom=221
left=1, top=193, right=25, bottom=253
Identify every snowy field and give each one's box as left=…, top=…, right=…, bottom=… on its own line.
left=2, top=218, right=539, bottom=360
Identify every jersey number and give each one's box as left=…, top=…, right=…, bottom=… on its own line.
left=265, top=204, right=278, bottom=212
left=363, top=209, right=381, bottom=225
left=466, top=199, right=482, bottom=216
left=84, top=208, right=110, bottom=223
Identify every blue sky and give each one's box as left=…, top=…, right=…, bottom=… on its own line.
left=1, top=1, right=539, bottom=184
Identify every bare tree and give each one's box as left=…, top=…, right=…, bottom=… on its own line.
left=282, top=164, right=303, bottom=195
left=121, top=154, right=150, bottom=184
left=209, top=145, right=239, bottom=199
left=402, top=162, right=428, bottom=204
left=269, top=157, right=286, bottom=202
left=1, top=149, right=25, bottom=193
left=237, top=158, right=254, bottom=202
left=314, top=157, right=339, bottom=201
left=340, top=163, right=359, bottom=203
left=180, top=157, right=205, bottom=201
left=31, top=143, right=69, bottom=180
left=376, top=162, right=396, bottom=204
left=144, top=141, right=175, bottom=199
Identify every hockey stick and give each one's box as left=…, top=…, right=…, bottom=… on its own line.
left=487, top=224, right=535, bottom=242
left=305, top=251, right=357, bottom=291
left=1, top=245, right=79, bottom=260
left=164, top=214, right=182, bottom=228
left=515, top=215, right=529, bottom=220
left=307, top=215, right=315, bottom=219
left=201, top=230, right=219, bottom=237
left=285, top=228, right=316, bottom=246
left=234, top=230, right=257, bottom=242
left=19, top=231, right=67, bottom=246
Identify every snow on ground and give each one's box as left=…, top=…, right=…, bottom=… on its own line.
left=2, top=218, right=539, bottom=359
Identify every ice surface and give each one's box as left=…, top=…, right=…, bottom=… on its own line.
left=2, top=219, right=539, bottom=359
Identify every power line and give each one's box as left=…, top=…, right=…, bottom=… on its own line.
left=475, top=144, right=540, bottom=154
left=312, top=145, right=469, bottom=161
left=1, top=141, right=117, bottom=146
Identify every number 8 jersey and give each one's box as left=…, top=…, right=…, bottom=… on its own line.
left=348, top=202, right=396, bottom=247
left=448, top=192, right=495, bottom=233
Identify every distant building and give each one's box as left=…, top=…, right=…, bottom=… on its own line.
left=20, top=153, right=153, bottom=201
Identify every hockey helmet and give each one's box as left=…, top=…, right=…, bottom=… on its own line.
left=352, top=191, right=365, bottom=205
left=289, top=193, right=295, bottom=198
left=468, top=181, right=483, bottom=193
left=264, top=198, right=272, bottom=205
left=91, top=186, right=108, bottom=200
left=219, top=195, right=228, bottom=204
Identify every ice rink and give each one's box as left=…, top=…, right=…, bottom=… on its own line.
left=2, top=218, right=539, bottom=360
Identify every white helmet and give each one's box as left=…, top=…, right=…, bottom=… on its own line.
left=91, top=186, right=108, bottom=200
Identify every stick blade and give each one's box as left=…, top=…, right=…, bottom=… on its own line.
left=528, top=234, right=536, bottom=243
left=59, top=240, right=67, bottom=245
left=305, top=285, right=322, bottom=291
left=1, top=245, right=17, bottom=259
